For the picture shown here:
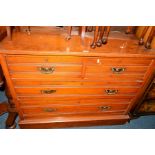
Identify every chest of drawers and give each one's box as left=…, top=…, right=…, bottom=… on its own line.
left=1, top=53, right=155, bottom=128
left=0, top=31, right=155, bottom=128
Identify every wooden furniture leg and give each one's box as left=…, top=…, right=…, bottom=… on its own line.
left=26, top=26, right=31, bottom=35
left=91, top=26, right=99, bottom=49
left=6, top=26, right=11, bottom=40
left=102, top=26, right=111, bottom=44
left=139, top=26, right=149, bottom=45
left=96, top=26, right=105, bottom=47
left=66, top=26, right=72, bottom=40
left=0, top=66, right=4, bottom=91
left=66, top=26, right=86, bottom=42
left=125, top=26, right=133, bottom=34
left=87, top=26, right=93, bottom=32
left=5, top=112, right=18, bottom=129
left=80, top=26, right=86, bottom=39
left=0, top=102, right=17, bottom=129
left=0, top=66, right=17, bottom=128
left=5, top=85, right=18, bottom=129
left=145, top=27, right=155, bottom=49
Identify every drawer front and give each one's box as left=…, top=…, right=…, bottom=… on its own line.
left=20, top=103, right=129, bottom=117
left=12, top=79, right=143, bottom=87
left=84, top=74, right=144, bottom=81
left=18, top=98, right=131, bottom=106
left=6, top=55, right=83, bottom=64
left=10, top=72, right=82, bottom=80
left=86, top=65, right=148, bottom=74
left=15, top=87, right=139, bottom=96
left=85, top=57, right=151, bottom=66
left=18, top=95, right=134, bottom=101
left=8, top=64, right=82, bottom=72
left=10, top=73, right=144, bottom=81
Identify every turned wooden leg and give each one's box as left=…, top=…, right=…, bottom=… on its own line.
left=91, top=26, right=99, bottom=49
left=145, top=27, right=155, bottom=49
left=0, top=66, right=4, bottom=91
left=102, top=26, right=111, bottom=44
left=125, top=26, right=133, bottom=34
left=66, top=26, right=72, bottom=40
left=0, top=103, right=18, bottom=129
left=139, top=26, right=149, bottom=45
left=80, top=26, right=86, bottom=44
left=6, top=26, right=12, bottom=40
left=87, top=26, right=93, bottom=32
left=96, top=26, right=105, bottom=47
left=26, top=26, right=31, bottom=35
left=5, top=84, right=18, bottom=129
left=6, top=112, right=18, bottom=129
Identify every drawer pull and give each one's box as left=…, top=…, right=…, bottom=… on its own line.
left=41, top=90, right=56, bottom=94
left=111, top=67, right=126, bottom=73
left=105, top=89, right=118, bottom=95
left=39, top=66, right=55, bottom=74
left=99, top=106, right=111, bottom=111
left=44, top=108, right=56, bottom=112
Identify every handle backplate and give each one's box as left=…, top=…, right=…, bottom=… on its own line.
left=111, top=67, right=126, bottom=74
left=99, top=105, right=111, bottom=111
left=41, top=89, right=56, bottom=94
left=105, top=89, right=118, bottom=95
left=39, top=66, right=55, bottom=74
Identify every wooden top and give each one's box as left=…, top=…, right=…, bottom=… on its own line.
left=0, top=28, right=155, bottom=58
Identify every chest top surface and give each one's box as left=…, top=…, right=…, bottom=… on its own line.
left=0, top=29, right=154, bottom=58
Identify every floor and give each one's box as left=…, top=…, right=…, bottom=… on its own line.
left=1, top=91, right=155, bottom=129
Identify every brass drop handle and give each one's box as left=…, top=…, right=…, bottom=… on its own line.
left=39, top=66, right=55, bottom=74
left=111, top=67, right=126, bottom=73
left=99, top=106, right=111, bottom=111
left=105, top=89, right=118, bottom=95
left=44, top=108, right=56, bottom=112
left=41, top=89, right=56, bottom=94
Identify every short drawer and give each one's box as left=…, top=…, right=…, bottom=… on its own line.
left=86, top=65, right=148, bottom=74
left=10, top=72, right=82, bottom=80
left=85, top=57, right=151, bottom=66
left=20, top=103, right=129, bottom=116
left=6, top=55, right=83, bottom=64
left=9, top=64, right=83, bottom=80
left=84, top=73, right=144, bottom=81
left=8, top=64, right=82, bottom=73
left=15, top=87, right=139, bottom=96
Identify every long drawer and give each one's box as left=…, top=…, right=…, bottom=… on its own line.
left=18, top=98, right=131, bottom=106
left=12, top=80, right=143, bottom=87
left=10, top=72, right=144, bottom=81
left=15, top=87, right=139, bottom=96
left=20, top=103, right=129, bottom=117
